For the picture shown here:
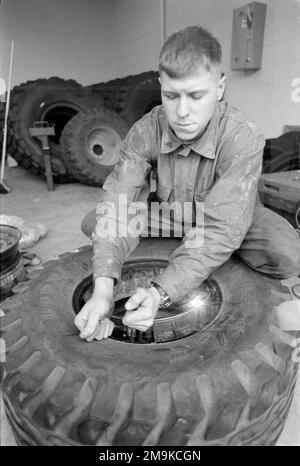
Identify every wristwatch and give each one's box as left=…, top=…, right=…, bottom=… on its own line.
left=150, top=282, right=172, bottom=309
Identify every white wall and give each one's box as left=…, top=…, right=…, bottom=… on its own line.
left=113, top=0, right=161, bottom=77
left=0, top=0, right=299, bottom=137
left=113, top=0, right=300, bottom=138
left=0, top=0, right=116, bottom=87
left=165, top=0, right=300, bottom=138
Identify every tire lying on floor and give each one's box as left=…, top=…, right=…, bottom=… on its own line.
left=60, top=108, right=130, bottom=186
left=0, top=238, right=299, bottom=446
left=2, top=77, right=104, bottom=183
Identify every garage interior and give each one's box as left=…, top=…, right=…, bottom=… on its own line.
left=0, top=0, right=300, bottom=447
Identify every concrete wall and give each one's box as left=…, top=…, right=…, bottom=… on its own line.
left=0, top=0, right=299, bottom=137
left=113, top=0, right=161, bottom=77
left=114, top=0, right=300, bottom=138
left=0, top=0, right=116, bottom=87
left=166, top=0, right=300, bottom=138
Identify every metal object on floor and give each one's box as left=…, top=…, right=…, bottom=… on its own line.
left=29, top=121, right=55, bottom=191
left=0, top=224, right=26, bottom=300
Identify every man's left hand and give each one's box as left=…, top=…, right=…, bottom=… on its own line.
left=123, top=287, right=161, bottom=331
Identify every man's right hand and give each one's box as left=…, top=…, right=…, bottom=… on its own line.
left=74, top=277, right=115, bottom=341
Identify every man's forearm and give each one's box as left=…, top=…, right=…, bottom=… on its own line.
left=93, top=276, right=114, bottom=296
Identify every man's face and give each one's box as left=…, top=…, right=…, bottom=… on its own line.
left=160, top=66, right=225, bottom=141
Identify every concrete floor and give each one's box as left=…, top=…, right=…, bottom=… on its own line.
left=0, top=165, right=300, bottom=446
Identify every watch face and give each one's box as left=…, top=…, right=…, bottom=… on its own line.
left=159, top=295, right=171, bottom=309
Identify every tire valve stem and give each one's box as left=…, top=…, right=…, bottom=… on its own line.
left=131, top=329, right=137, bottom=342
left=127, top=328, right=137, bottom=342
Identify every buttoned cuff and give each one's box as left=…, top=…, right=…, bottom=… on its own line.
left=92, top=247, right=123, bottom=284
left=93, top=263, right=121, bottom=285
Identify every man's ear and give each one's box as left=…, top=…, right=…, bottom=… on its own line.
left=158, top=76, right=161, bottom=85
left=217, top=73, right=226, bottom=101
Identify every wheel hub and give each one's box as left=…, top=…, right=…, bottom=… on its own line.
left=92, top=144, right=104, bottom=156
left=87, top=126, right=121, bottom=166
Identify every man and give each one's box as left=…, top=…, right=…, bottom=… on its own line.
left=75, top=25, right=300, bottom=342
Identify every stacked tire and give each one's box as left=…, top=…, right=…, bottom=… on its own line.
left=60, top=108, right=129, bottom=186
left=59, top=71, right=161, bottom=186
left=0, top=77, right=106, bottom=183
left=1, top=72, right=161, bottom=187
left=4, top=72, right=300, bottom=187
left=87, top=70, right=161, bottom=126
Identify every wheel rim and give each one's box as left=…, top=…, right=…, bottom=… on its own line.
left=85, top=125, right=122, bottom=167
left=73, top=259, right=223, bottom=344
left=0, top=224, right=22, bottom=265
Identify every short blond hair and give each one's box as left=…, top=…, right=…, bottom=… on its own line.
left=159, top=25, right=222, bottom=78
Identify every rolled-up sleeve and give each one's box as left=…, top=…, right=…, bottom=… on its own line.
left=92, top=117, right=154, bottom=281
left=153, top=124, right=265, bottom=302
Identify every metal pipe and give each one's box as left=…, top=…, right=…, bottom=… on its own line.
left=160, top=0, right=166, bottom=46
left=1, top=40, right=14, bottom=183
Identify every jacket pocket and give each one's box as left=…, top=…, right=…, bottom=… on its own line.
left=157, top=182, right=172, bottom=202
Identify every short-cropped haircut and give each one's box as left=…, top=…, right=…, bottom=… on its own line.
left=159, top=25, right=222, bottom=78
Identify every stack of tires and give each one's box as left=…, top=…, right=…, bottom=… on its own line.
left=0, top=77, right=103, bottom=183
left=87, top=71, right=161, bottom=127
left=2, top=72, right=299, bottom=187
left=1, top=72, right=161, bottom=186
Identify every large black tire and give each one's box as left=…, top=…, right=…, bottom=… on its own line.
left=60, top=109, right=130, bottom=186
left=88, top=71, right=162, bottom=127
left=262, top=131, right=300, bottom=174
left=1, top=238, right=299, bottom=446
left=2, top=77, right=104, bottom=182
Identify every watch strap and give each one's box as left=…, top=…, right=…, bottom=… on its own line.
left=150, top=281, right=171, bottom=309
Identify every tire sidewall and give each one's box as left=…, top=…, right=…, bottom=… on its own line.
left=1, top=239, right=298, bottom=446
left=11, top=83, right=94, bottom=158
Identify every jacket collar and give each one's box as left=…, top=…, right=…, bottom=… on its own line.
left=160, top=101, right=222, bottom=159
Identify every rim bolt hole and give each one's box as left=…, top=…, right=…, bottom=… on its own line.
left=93, top=144, right=103, bottom=156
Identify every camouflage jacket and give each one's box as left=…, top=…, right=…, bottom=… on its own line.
left=92, top=101, right=265, bottom=302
